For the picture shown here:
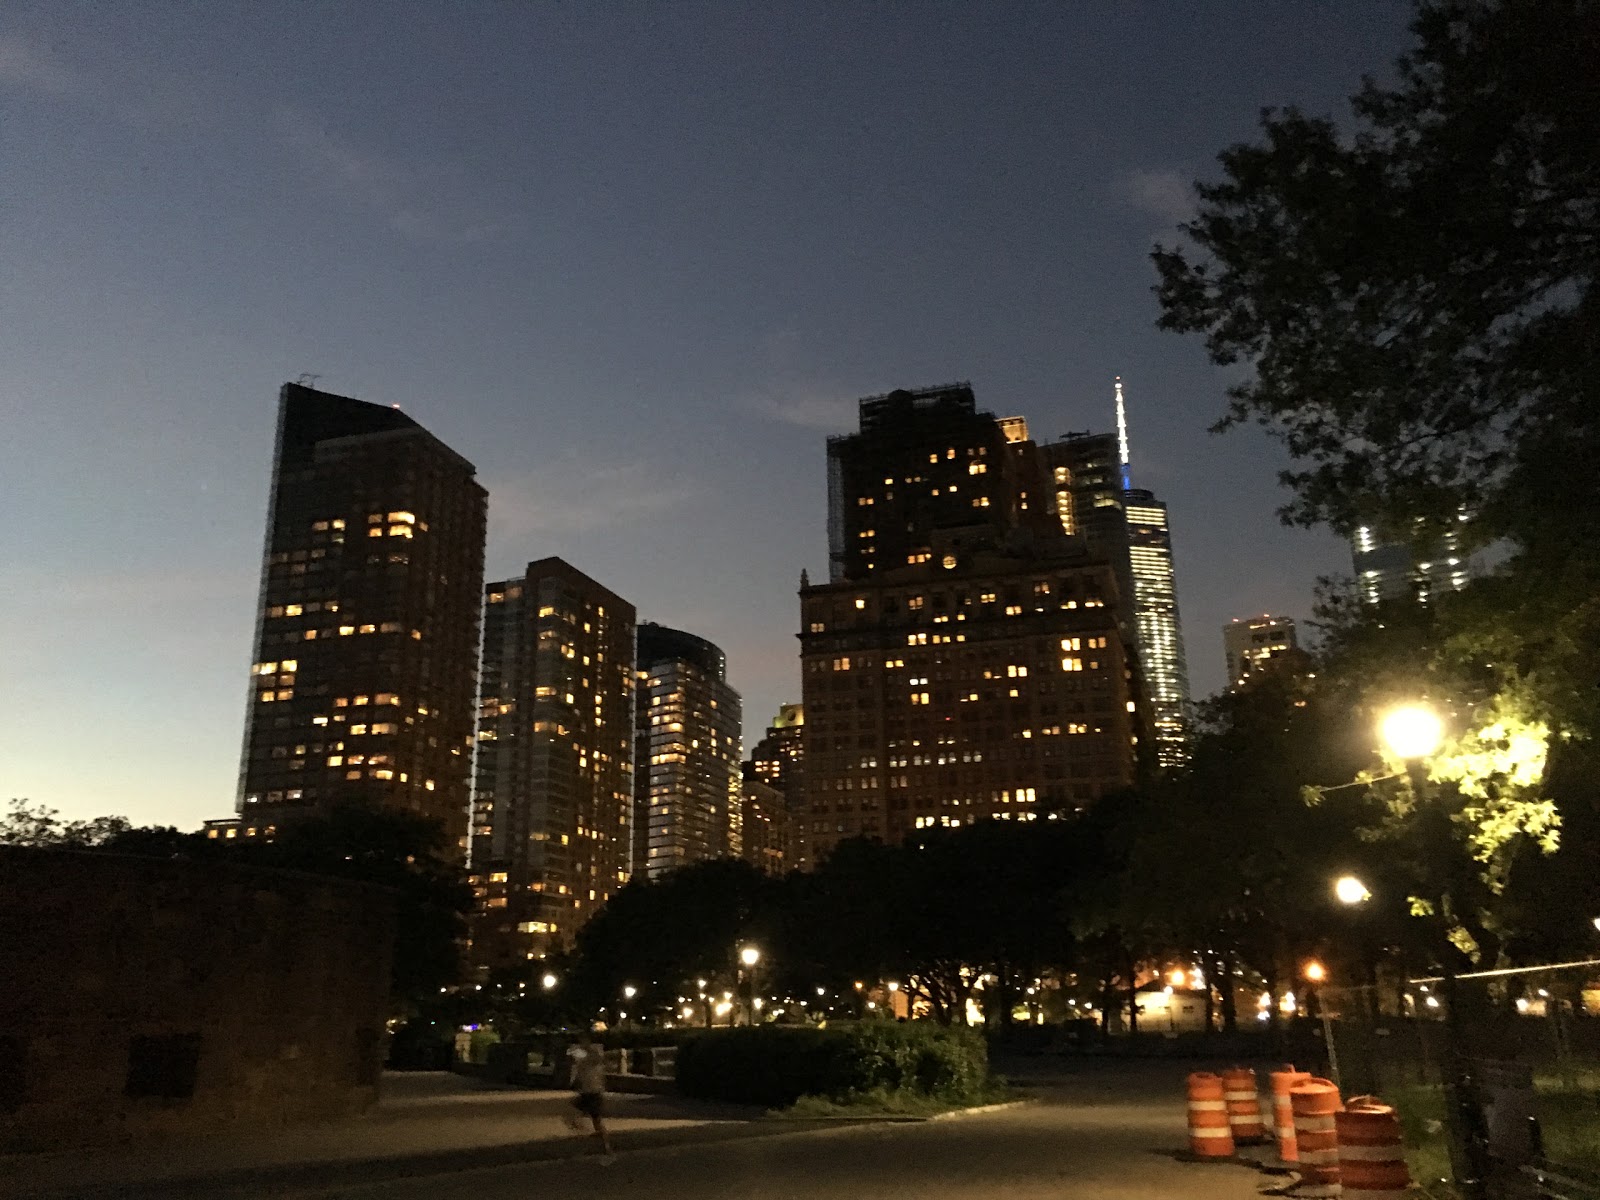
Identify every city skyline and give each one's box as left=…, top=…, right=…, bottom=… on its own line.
left=1, top=4, right=1413, bottom=830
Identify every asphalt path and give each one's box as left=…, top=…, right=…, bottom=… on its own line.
left=310, top=1061, right=1268, bottom=1200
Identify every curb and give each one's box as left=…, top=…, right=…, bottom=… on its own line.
left=928, top=1098, right=1040, bottom=1121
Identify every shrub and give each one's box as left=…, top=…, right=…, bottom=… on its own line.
left=675, top=1021, right=991, bottom=1108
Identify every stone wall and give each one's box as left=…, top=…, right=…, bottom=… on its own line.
left=0, top=847, right=395, bottom=1150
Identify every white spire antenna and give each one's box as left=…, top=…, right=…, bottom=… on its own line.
left=1114, top=375, right=1132, bottom=491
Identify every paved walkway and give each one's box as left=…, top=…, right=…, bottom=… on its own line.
left=1, top=1072, right=766, bottom=1199
left=1, top=1060, right=1279, bottom=1200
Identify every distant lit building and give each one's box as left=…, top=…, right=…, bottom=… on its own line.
left=634, top=623, right=743, bottom=879
left=739, top=768, right=788, bottom=876
left=799, top=384, right=1141, bottom=869
left=1039, top=379, right=1191, bottom=769
left=236, top=381, right=486, bottom=844
left=470, top=559, right=635, bottom=969
left=1122, top=490, right=1190, bottom=766
left=749, top=702, right=806, bottom=869
left=1223, top=615, right=1299, bottom=687
left=1352, top=518, right=1470, bottom=606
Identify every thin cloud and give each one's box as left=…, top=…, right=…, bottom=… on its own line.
left=745, top=385, right=859, bottom=432
left=276, top=107, right=516, bottom=244
left=1121, top=168, right=1195, bottom=226
left=0, top=33, right=84, bottom=95
left=486, top=461, right=703, bottom=543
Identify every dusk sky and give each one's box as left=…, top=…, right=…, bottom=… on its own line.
left=2, top=3, right=1417, bottom=831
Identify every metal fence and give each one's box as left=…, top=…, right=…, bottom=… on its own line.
left=1317, top=960, right=1600, bottom=1199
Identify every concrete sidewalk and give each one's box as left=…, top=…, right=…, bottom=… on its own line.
left=0, top=1072, right=778, bottom=1200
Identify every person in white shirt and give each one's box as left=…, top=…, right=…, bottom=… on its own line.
left=565, top=1031, right=612, bottom=1156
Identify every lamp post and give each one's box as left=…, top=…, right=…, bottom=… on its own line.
left=738, top=946, right=761, bottom=1026
left=1378, top=703, right=1486, bottom=1200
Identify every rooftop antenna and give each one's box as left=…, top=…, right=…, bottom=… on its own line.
left=1114, top=376, right=1132, bottom=491
left=296, top=373, right=322, bottom=388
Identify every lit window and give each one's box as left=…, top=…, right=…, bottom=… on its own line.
left=1061, top=657, right=1083, bottom=672
left=854, top=598, right=866, bottom=609
left=942, top=555, right=957, bottom=569
left=387, top=525, right=413, bottom=538
left=387, top=511, right=416, bottom=524
left=284, top=604, right=303, bottom=616
left=339, top=625, right=355, bottom=636
left=327, top=756, right=343, bottom=766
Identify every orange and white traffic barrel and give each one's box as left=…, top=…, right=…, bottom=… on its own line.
left=1290, top=1076, right=1343, bottom=1196
left=1270, top=1064, right=1311, bottom=1163
left=1222, top=1065, right=1268, bottom=1143
left=1336, top=1096, right=1411, bottom=1199
left=1186, top=1071, right=1235, bottom=1158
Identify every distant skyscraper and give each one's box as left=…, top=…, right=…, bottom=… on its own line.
left=749, top=702, right=807, bottom=869
left=799, top=384, right=1140, bottom=869
left=634, top=623, right=743, bottom=879
left=1223, top=615, right=1300, bottom=687
left=470, top=559, right=635, bottom=969
left=236, top=382, right=486, bottom=843
left=739, top=768, right=788, bottom=876
left=1123, top=490, right=1190, bottom=766
left=1352, top=518, right=1470, bottom=606
left=1039, top=380, right=1191, bottom=769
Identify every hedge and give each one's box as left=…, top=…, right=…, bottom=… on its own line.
left=675, top=1021, right=991, bottom=1108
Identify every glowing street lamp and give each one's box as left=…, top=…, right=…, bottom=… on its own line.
left=739, top=946, right=762, bottom=967
left=623, top=985, right=637, bottom=1000
left=1379, top=704, right=1444, bottom=761
left=1304, top=961, right=1327, bottom=983
left=1335, top=875, right=1372, bottom=906
left=541, top=972, right=558, bottom=991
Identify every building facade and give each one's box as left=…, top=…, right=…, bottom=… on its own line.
left=470, top=559, right=635, bottom=969
left=798, top=385, right=1142, bottom=869
left=1223, top=614, right=1300, bottom=686
left=1038, top=383, right=1192, bottom=770
left=1352, top=517, right=1471, bottom=606
left=748, top=702, right=806, bottom=872
left=739, top=769, right=788, bottom=875
left=236, top=382, right=486, bottom=845
left=634, top=623, right=743, bottom=880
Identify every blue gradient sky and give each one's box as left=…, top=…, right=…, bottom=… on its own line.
left=2, top=3, right=1414, bottom=829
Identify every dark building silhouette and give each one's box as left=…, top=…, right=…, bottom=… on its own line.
left=799, top=385, right=1141, bottom=869
left=236, top=382, right=486, bottom=845
left=634, top=623, right=743, bottom=879
left=1223, top=614, right=1301, bottom=687
left=470, top=559, right=636, bottom=969
left=0, top=847, right=393, bottom=1151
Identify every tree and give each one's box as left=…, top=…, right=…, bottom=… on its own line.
left=0, top=798, right=139, bottom=847
left=1153, top=0, right=1599, bottom=551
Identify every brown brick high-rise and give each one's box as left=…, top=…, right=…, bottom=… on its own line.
left=798, top=384, right=1143, bottom=868
left=236, top=383, right=486, bottom=848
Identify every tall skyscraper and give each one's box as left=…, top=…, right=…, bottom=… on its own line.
left=798, top=384, right=1141, bottom=869
left=1039, top=380, right=1191, bottom=769
left=1223, top=614, right=1300, bottom=687
left=1351, top=517, right=1470, bottom=606
left=470, top=559, right=635, bottom=969
left=634, top=623, right=743, bottom=879
left=236, top=382, right=486, bottom=843
left=749, top=702, right=807, bottom=871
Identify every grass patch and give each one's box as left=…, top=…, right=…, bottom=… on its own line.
left=781, top=1079, right=1019, bottom=1119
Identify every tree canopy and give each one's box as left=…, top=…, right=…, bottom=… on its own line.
left=1153, top=0, right=1599, bottom=551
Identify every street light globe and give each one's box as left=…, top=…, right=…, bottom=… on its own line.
left=1304, top=961, right=1327, bottom=983
left=623, top=985, right=637, bottom=999
left=1335, top=875, right=1372, bottom=906
left=540, top=972, right=558, bottom=990
left=740, top=946, right=761, bottom=967
left=1379, top=704, right=1444, bottom=760
left=1592, top=916, right=1600, bottom=934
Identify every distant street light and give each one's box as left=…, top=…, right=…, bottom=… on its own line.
left=1335, top=875, right=1372, bottom=906
left=1304, top=961, right=1327, bottom=983
left=740, top=946, right=762, bottom=967
left=886, top=980, right=900, bottom=993
left=541, top=972, right=558, bottom=991
left=1379, top=704, right=1444, bottom=760
left=623, top=985, right=637, bottom=1000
